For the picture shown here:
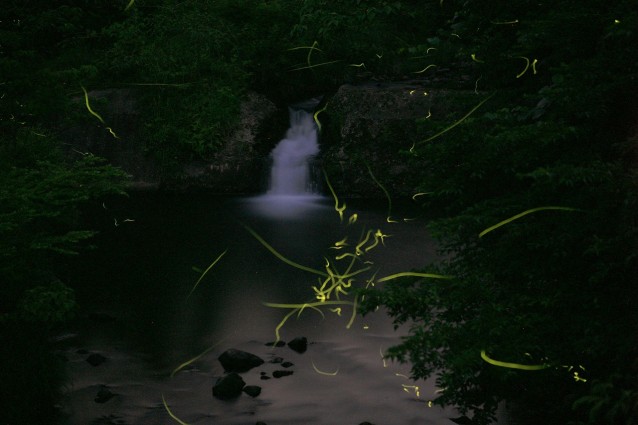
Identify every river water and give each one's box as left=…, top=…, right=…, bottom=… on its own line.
left=56, top=192, right=460, bottom=425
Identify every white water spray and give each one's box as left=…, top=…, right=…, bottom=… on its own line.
left=267, top=109, right=319, bottom=195
left=245, top=106, right=327, bottom=218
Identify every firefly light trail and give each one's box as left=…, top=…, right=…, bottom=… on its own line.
left=188, top=249, right=227, bottom=299
left=479, top=206, right=580, bottom=238
left=412, top=93, right=495, bottom=150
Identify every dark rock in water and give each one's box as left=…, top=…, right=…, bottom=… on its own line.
left=265, top=341, right=285, bottom=347
left=281, top=361, right=294, bottom=368
left=256, top=422, right=268, bottom=425
left=95, top=386, right=116, bottom=403
left=287, top=337, right=307, bottom=353
left=243, top=385, right=262, bottom=398
left=86, top=353, right=107, bottom=366
left=272, top=370, right=294, bottom=378
left=212, top=373, right=246, bottom=400
left=218, top=349, right=264, bottom=373
left=260, top=375, right=271, bottom=380
left=270, top=357, right=284, bottom=364
left=359, top=422, right=375, bottom=425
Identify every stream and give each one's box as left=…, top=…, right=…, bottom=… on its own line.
left=56, top=193, right=459, bottom=425
left=55, top=107, right=461, bottom=425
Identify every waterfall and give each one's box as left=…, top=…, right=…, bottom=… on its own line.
left=267, top=109, right=319, bottom=195
left=244, top=104, right=327, bottom=218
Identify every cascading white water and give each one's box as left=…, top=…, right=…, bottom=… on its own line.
left=267, top=109, right=319, bottom=195
left=245, top=106, right=328, bottom=218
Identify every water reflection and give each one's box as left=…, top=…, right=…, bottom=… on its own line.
left=241, top=194, right=330, bottom=220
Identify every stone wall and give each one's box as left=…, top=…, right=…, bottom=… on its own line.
left=319, top=82, right=477, bottom=197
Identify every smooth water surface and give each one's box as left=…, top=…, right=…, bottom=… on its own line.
left=58, top=193, right=457, bottom=425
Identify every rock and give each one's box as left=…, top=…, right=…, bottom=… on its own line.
left=281, top=361, right=294, bottom=368
left=256, top=422, right=268, bottom=425
left=287, top=337, right=307, bottom=353
left=270, top=357, right=284, bottom=364
left=359, top=422, right=375, bottom=425
left=260, top=375, right=271, bottom=380
left=218, top=349, right=264, bottom=373
left=63, top=89, right=281, bottom=193
left=321, top=84, right=479, bottom=197
left=212, top=373, right=246, bottom=400
left=95, top=386, right=116, bottom=403
left=265, top=341, right=286, bottom=347
left=272, top=370, right=294, bottom=378
left=86, top=353, right=107, bottom=366
left=243, top=385, right=262, bottom=397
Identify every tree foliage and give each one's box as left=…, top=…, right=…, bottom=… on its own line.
left=360, top=1, right=638, bottom=424
left=1, top=1, right=637, bottom=423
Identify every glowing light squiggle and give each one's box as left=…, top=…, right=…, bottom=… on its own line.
left=162, top=394, right=190, bottom=425
left=243, top=224, right=327, bottom=276
left=188, top=249, right=227, bottom=299
left=413, top=93, right=495, bottom=149
left=81, top=86, right=119, bottom=138
left=366, top=165, right=397, bottom=223
left=478, top=206, right=580, bottom=238
left=480, top=350, right=549, bottom=371
left=323, top=170, right=347, bottom=222
left=171, top=340, right=225, bottom=377
left=312, top=359, right=339, bottom=376
left=413, top=64, right=437, bottom=74
left=377, top=272, right=452, bottom=283
left=314, top=103, right=328, bottom=132
left=516, top=56, right=530, bottom=78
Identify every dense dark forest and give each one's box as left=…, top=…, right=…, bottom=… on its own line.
left=1, top=1, right=637, bottom=424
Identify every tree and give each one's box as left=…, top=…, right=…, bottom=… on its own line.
left=360, top=1, right=638, bottom=423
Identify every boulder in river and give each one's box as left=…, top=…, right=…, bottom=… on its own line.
left=287, top=337, right=307, bottom=353
left=243, top=385, right=262, bottom=398
left=218, top=349, right=264, bottom=373
left=212, top=373, right=246, bottom=400
left=94, top=386, right=116, bottom=403
left=272, top=370, right=294, bottom=378
left=86, top=353, right=107, bottom=366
